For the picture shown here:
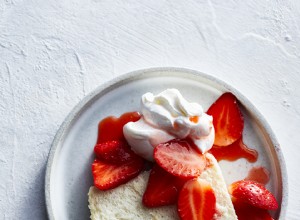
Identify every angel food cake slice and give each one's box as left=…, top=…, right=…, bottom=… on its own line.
left=88, top=153, right=237, bottom=220
left=88, top=89, right=279, bottom=220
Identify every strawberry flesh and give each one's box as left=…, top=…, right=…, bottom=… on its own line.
left=94, top=140, right=139, bottom=164
left=154, top=139, right=207, bottom=178
left=143, top=164, right=186, bottom=207
left=178, top=178, right=216, bottom=220
left=207, top=92, right=244, bottom=146
left=229, top=180, right=278, bottom=210
left=92, top=158, right=144, bottom=190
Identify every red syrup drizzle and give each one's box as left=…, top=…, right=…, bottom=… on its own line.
left=244, top=166, right=270, bottom=185
left=208, top=138, right=258, bottom=162
left=96, top=111, right=154, bottom=171
left=97, top=111, right=141, bottom=143
left=232, top=200, right=274, bottom=220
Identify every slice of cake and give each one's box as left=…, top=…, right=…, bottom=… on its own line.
left=88, top=153, right=237, bottom=220
left=88, top=172, right=179, bottom=220
left=202, top=153, right=237, bottom=219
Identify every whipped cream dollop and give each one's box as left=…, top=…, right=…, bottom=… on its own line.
left=123, top=89, right=214, bottom=161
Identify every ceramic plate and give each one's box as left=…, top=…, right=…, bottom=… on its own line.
left=45, top=68, right=287, bottom=220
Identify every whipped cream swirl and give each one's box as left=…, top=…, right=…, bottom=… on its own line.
left=123, top=89, right=214, bottom=161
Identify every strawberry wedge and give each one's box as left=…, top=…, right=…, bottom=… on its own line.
left=92, top=158, right=144, bottom=190
left=229, top=180, right=278, bottom=210
left=143, top=164, right=186, bottom=207
left=154, top=139, right=207, bottom=178
left=94, top=140, right=139, bottom=164
left=207, top=92, right=244, bottom=146
left=178, top=178, right=216, bottom=220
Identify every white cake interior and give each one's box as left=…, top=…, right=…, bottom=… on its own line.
left=88, top=153, right=237, bottom=220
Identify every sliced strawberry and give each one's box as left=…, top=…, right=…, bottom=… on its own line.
left=228, top=180, right=278, bottom=210
left=143, top=164, right=186, bottom=207
left=94, top=140, right=139, bottom=164
left=154, top=139, right=207, bottom=178
left=92, top=158, right=144, bottom=190
left=97, top=111, right=141, bottom=143
left=207, top=92, right=244, bottom=146
left=233, top=200, right=274, bottom=220
left=178, top=178, right=216, bottom=220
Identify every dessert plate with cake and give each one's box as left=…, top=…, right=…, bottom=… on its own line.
left=45, top=68, right=287, bottom=220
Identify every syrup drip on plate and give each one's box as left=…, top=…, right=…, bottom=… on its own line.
left=209, top=138, right=258, bottom=162
left=97, top=112, right=141, bottom=143
left=244, top=166, right=270, bottom=185
left=233, top=200, right=274, bottom=220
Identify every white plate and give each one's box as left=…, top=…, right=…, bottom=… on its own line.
left=45, top=68, right=287, bottom=220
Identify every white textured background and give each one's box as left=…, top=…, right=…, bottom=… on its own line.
left=1, top=0, right=300, bottom=219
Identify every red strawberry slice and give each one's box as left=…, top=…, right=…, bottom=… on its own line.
left=92, top=158, right=144, bottom=190
left=94, top=140, right=139, bottom=164
left=154, top=139, right=207, bottom=178
left=143, top=164, right=186, bottom=207
left=178, top=178, right=216, bottom=220
left=228, top=180, right=278, bottom=210
left=97, top=111, right=141, bottom=143
left=233, top=200, right=274, bottom=220
left=207, top=92, right=244, bottom=146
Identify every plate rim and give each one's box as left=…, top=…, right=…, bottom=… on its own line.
left=45, top=67, right=288, bottom=219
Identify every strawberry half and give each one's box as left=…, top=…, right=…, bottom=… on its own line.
left=143, top=164, right=186, bottom=207
left=94, top=140, right=139, bottom=164
left=92, top=158, right=144, bottom=190
left=228, top=180, right=278, bottom=210
left=178, top=178, right=216, bottom=220
left=233, top=200, right=274, bottom=220
left=154, top=139, right=207, bottom=178
left=207, top=92, right=244, bottom=146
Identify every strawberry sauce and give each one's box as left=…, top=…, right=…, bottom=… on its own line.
left=97, top=111, right=141, bottom=143
left=233, top=200, right=274, bottom=220
left=209, top=138, right=258, bottom=162
left=244, top=166, right=270, bottom=185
